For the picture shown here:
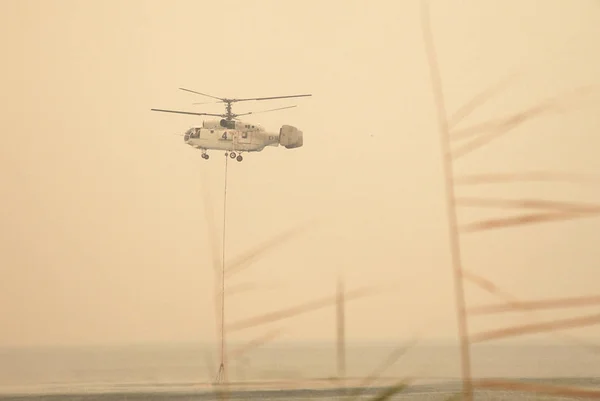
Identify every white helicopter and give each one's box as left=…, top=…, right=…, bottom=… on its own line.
left=151, top=88, right=311, bottom=162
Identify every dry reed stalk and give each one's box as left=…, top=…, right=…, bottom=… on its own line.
left=367, top=380, right=413, bottom=401
left=450, top=86, right=594, bottom=142
left=336, top=275, right=346, bottom=393
left=450, top=85, right=595, bottom=162
left=420, top=1, right=474, bottom=400
left=226, top=285, right=383, bottom=332
left=468, top=294, right=600, bottom=315
left=471, top=311, right=600, bottom=343
left=224, top=218, right=321, bottom=277
left=447, top=71, right=522, bottom=130
left=348, top=338, right=420, bottom=400
left=460, top=209, right=599, bottom=233
left=457, top=196, right=600, bottom=233
left=463, top=269, right=600, bottom=354
left=454, top=171, right=600, bottom=186
left=224, top=281, right=282, bottom=297
left=455, top=197, right=600, bottom=213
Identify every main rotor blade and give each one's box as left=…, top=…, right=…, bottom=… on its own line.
left=234, top=94, right=312, bottom=102
left=192, top=101, right=223, bottom=105
left=235, top=105, right=297, bottom=117
left=178, top=88, right=224, bottom=101
left=151, top=108, right=224, bottom=117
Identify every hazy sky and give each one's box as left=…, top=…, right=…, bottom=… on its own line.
left=1, top=0, right=600, bottom=348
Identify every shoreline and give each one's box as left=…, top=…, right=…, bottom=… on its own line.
left=1, top=376, right=599, bottom=398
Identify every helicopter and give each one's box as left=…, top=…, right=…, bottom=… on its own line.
left=151, top=88, right=311, bottom=162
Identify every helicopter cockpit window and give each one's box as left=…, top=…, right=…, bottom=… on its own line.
left=190, top=128, right=200, bottom=138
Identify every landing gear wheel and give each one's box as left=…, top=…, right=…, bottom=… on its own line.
left=236, top=155, right=243, bottom=162
left=203, top=154, right=210, bottom=160
left=229, top=152, right=237, bottom=159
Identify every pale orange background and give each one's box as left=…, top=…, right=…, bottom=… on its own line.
left=1, top=0, right=600, bottom=348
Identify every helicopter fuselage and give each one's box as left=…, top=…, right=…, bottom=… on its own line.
left=184, top=119, right=280, bottom=153
left=182, top=118, right=303, bottom=162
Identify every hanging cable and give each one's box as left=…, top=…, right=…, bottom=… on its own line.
left=215, top=154, right=229, bottom=384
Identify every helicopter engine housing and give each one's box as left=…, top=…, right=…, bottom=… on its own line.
left=202, top=120, right=221, bottom=129
left=278, top=125, right=303, bottom=149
